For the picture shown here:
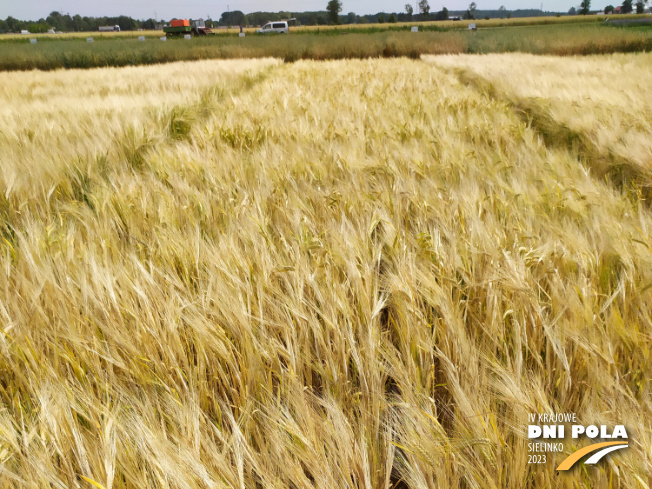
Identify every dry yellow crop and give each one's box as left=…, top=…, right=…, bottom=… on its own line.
left=0, top=58, right=279, bottom=198
left=427, top=52, right=652, bottom=196
left=0, top=55, right=651, bottom=488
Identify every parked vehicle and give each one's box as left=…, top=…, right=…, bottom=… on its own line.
left=99, top=25, right=121, bottom=32
left=256, top=20, right=293, bottom=34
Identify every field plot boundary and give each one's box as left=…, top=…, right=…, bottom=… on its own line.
left=1, top=22, right=652, bottom=71
left=438, top=63, right=652, bottom=206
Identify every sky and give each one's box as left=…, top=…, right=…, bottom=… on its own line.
left=1, top=0, right=602, bottom=20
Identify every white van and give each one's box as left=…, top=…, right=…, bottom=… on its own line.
left=256, top=21, right=289, bottom=34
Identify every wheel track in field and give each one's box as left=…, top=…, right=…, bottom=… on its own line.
left=0, top=65, right=280, bottom=251
left=444, top=65, right=652, bottom=207
left=117, top=65, right=277, bottom=171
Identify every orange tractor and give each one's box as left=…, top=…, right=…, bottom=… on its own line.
left=163, top=19, right=213, bottom=36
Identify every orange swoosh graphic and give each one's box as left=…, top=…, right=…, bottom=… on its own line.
left=556, top=441, right=628, bottom=471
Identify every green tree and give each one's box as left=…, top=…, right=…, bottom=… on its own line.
left=418, top=0, right=430, bottom=18
left=5, top=16, right=21, bottom=32
left=465, top=1, right=477, bottom=19
left=46, top=11, right=62, bottom=30
left=604, top=4, right=615, bottom=12
left=579, top=0, right=591, bottom=14
left=621, top=0, right=633, bottom=13
left=435, top=6, right=449, bottom=19
left=220, top=10, right=244, bottom=26
left=498, top=5, right=507, bottom=18
left=405, top=3, right=413, bottom=19
left=388, top=13, right=398, bottom=22
left=635, top=0, right=648, bottom=13
left=142, top=18, right=157, bottom=29
left=377, top=13, right=386, bottom=22
left=326, top=0, right=343, bottom=24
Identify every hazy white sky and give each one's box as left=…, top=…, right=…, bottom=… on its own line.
left=1, top=0, right=608, bottom=20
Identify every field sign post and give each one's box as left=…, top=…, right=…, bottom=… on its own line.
left=468, top=23, right=476, bottom=30
left=87, top=37, right=94, bottom=42
left=160, top=36, right=167, bottom=41
left=30, top=38, right=37, bottom=44
left=184, top=34, right=191, bottom=40
left=138, top=36, right=145, bottom=41
left=239, top=32, right=245, bottom=37
left=411, top=26, right=418, bottom=32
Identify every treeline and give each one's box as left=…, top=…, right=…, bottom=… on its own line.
left=360, top=9, right=559, bottom=23
left=0, top=12, right=158, bottom=33
left=217, top=9, right=557, bottom=26
left=0, top=8, right=565, bottom=33
left=447, top=9, right=558, bottom=19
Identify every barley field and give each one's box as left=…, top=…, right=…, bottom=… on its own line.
left=429, top=52, right=652, bottom=198
left=1, top=54, right=651, bottom=488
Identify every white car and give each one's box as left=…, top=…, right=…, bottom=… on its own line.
left=257, top=21, right=289, bottom=34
